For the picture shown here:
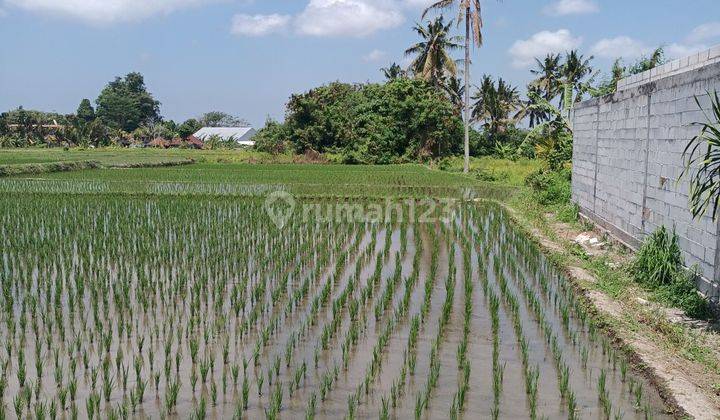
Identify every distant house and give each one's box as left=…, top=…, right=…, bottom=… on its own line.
left=185, top=136, right=205, bottom=149
left=147, top=138, right=169, bottom=148
left=193, top=127, right=257, bottom=147
left=167, top=136, right=204, bottom=149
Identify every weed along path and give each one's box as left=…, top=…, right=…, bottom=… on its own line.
left=0, top=164, right=678, bottom=419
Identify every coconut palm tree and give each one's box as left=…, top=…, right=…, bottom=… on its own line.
left=559, top=50, right=595, bottom=117
left=381, top=63, right=407, bottom=81
left=423, top=0, right=486, bottom=173
left=519, top=85, right=550, bottom=128
left=471, top=75, right=521, bottom=143
left=405, top=17, right=462, bottom=88
left=520, top=89, right=573, bottom=166
left=530, top=53, right=562, bottom=102
left=443, top=75, right=465, bottom=117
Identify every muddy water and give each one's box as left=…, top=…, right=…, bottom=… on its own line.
left=0, top=198, right=673, bottom=419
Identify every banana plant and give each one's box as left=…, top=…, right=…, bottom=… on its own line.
left=518, top=90, right=572, bottom=165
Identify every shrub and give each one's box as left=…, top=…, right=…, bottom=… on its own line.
left=653, top=271, right=712, bottom=319
left=544, top=131, right=573, bottom=171
left=556, top=202, right=580, bottom=223
left=470, top=126, right=529, bottom=158
left=472, top=168, right=498, bottom=182
left=253, top=119, right=291, bottom=155
left=631, top=226, right=681, bottom=288
left=524, top=168, right=571, bottom=205
left=283, top=78, right=462, bottom=164
left=631, top=226, right=710, bottom=319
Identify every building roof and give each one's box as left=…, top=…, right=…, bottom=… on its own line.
left=192, top=127, right=256, bottom=145
left=147, top=138, right=169, bottom=148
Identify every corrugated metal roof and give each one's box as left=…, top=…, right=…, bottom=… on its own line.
left=193, top=127, right=256, bottom=144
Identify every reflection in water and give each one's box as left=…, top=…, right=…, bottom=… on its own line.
left=0, top=196, right=670, bottom=419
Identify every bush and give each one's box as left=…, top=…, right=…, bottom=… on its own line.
left=524, top=168, right=571, bottom=205
left=253, top=119, right=290, bottom=155
left=283, top=78, right=463, bottom=164
left=556, top=202, right=580, bottom=223
left=631, top=226, right=681, bottom=288
left=544, top=131, right=573, bottom=171
left=472, top=168, right=498, bottom=182
left=469, top=126, right=529, bottom=158
left=631, top=226, right=710, bottom=319
left=653, top=271, right=712, bottom=319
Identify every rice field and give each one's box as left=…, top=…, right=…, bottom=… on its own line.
left=0, top=163, right=670, bottom=419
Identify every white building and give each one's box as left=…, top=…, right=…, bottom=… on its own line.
left=193, top=127, right=257, bottom=147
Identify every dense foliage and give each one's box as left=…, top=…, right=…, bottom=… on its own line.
left=95, top=72, right=161, bottom=132
left=631, top=226, right=710, bottom=318
left=252, top=119, right=291, bottom=154
left=524, top=167, right=572, bottom=205
left=257, top=78, right=463, bottom=164
left=0, top=72, right=254, bottom=149
left=198, top=111, right=250, bottom=128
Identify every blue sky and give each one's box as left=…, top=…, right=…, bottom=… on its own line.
left=2, top=0, right=720, bottom=127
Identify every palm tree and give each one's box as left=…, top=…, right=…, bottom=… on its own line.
left=471, top=75, right=521, bottom=143
left=530, top=53, right=562, bottom=102
left=559, top=50, right=595, bottom=117
left=519, top=85, right=550, bottom=128
left=424, top=0, right=486, bottom=173
left=381, top=63, right=407, bottom=81
left=520, top=90, right=573, bottom=167
left=405, top=17, right=462, bottom=88
left=443, top=75, right=465, bottom=117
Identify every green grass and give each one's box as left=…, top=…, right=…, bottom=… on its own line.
left=442, top=156, right=543, bottom=187
left=21, top=163, right=474, bottom=186
left=3, top=160, right=515, bottom=199
left=0, top=147, right=292, bottom=166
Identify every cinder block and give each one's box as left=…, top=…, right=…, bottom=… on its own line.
left=572, top=56, right=720, bottom=294
left=708, top=45, right=720, bottom=60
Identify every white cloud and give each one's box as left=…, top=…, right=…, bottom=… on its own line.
left=544, top=0, right=598, bottom=16
left=589, top=22, right=720, bottom=63
left=231, top=13, right=291, bottom=37
left=401, top=0, right=435, bottom=9
left=666, top=43, right=708, bottom=59
left=295, top=0, right=404, bottom=37
left=509, top=29, right=582, bottom=68
left=590, top=36, right=652, bottom=59
left=5, top=0, right=212, bottom=24
left=362, top=49, right=387, bottom=62
left=686, top=22, right=720, bottom=44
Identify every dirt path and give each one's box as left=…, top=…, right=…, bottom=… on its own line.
left=497, top=202, right=720, bottom=419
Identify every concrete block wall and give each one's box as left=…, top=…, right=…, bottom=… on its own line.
left=572, top=46, right=720, bottom=305
left=617, top=45, right=720, bottom=91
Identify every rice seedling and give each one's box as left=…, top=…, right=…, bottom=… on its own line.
left=0, top=169, right=667, bottom=419
left=210, top=380, right=217, bottom=406
left=242, top=375, right=250, bottom=410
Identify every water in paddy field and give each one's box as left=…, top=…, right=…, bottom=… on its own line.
left=0, top=194, right=672, bottom=419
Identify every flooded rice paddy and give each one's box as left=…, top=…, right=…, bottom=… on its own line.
left=0, top=193, right=671, bottom=419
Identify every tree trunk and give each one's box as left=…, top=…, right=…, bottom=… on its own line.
left=463, top=6, right=471, bottom=174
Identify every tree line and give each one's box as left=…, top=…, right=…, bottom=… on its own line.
left=253, top=5, right=667, bottom=166
left=0, top=73, right=249, bottom=148
left=1, top=3, right=668, bottom=164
